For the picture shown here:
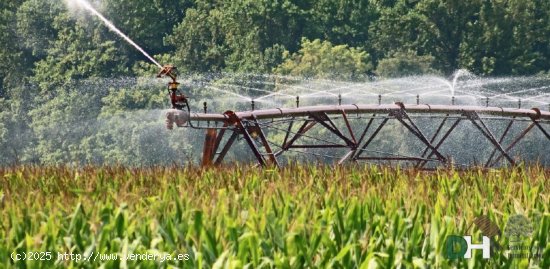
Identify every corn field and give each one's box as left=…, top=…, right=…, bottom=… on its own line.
left=0, top=165, right=548, bottom=268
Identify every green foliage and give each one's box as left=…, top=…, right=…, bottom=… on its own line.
left=3, top=0, right=550, bottom=165
left=460, top=0, right=550, bottom=75
left=376, top=50, right=438, bottom=77
left=275, top=38, right=373, bottom=80
left=309, top=0, right=375, bottom=48
left=32, top=13, right=127, bottom=92
left=15, top=0, right=63, bottom=58
left=0, top=165, right=548, bottom=268
left=166, top=6, right=228, bottom=72
left=504, top=215, right=534, bottom=241
left=103, top=0, right=192, bottom=57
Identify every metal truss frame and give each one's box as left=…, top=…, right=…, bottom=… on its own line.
left=165, top=104, right=550, bottom=168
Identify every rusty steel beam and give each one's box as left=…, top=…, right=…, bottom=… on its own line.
left=308, top=112, right=356, bottom=147
left=416, top=118, right=461, bottom=169
left=165, top=103, right=550, bottom=168
left=464, top=112, right=515, bottom=166
left=485, top=119, right=515, bottom=167
left=341, top=110, right=358, bottom=145
left=282, top=120, right=317, bottom=150
left=166, top=104, right=550, bottom=123
left=201, top=128, right=217, bottom=166
left=490, top=122, right=536, bottom=167
left=357, top=157, right=435, bottom=161
left=251, top=115, right=279, bottom=167
left=352, top=118, right=390, bottom=161
left=390, top=106, right=447, bottom=164
left=533, top=121, right=550, bottom=140
left=214, top=131, right=238, bottom=165
left=420, top=117, right=448, bottom=158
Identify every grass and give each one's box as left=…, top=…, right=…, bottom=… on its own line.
left=0, top=164, right=548, bottom=268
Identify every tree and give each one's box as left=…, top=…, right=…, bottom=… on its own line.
left=166, top=6, right=229, bottom=72
left=28, top=9, right=128, bottom=164
left=275, top=38, right=373, bottom=81
left=102, top=0, right=193, bottom=62
left=32, top=12, right=127, bottom=92
left=1, top=0, right=28, bottom=93
left=166, top=0, right=313, bottom=73
left=376, top=50, right=438, bottom=77
left=370, top=0, right=481, bottom=74
left=459, top=0, right=550, bottom=75
left=15, top=0, right=63, bottom=58
left=310, top=0, right=375, bottom=48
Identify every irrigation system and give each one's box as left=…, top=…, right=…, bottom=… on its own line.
left=66, top=0, right=549, bottom=168
left=159, top=65, right=550, bottom=168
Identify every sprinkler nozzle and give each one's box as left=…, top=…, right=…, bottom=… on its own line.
left=416, top=94, right=420, bottom=105
left=157, top=65, right=178, bottom=82
left=338, top=94, right=342, bottom=106
left=451, top=96, right=455, bottom=105
left=296, top=96, right=300, bottom=108
left=378, top=94, right=382, bottom=105
left=157, top=64, right=189, bottom=111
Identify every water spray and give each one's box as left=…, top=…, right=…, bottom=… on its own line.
left=70, top=0, right=162, bottom=68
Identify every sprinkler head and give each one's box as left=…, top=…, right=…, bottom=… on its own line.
left=378, top=94, right=382, bottom=105
left=296, top=96, right=300, bottom=108
left=338, top=94, right=342, bottom=106
left=157, top=65, right=178, bottom=82
left=416, top=94, right=420, bottom=105
left=451, top=96, right=455, bottom=105
left=251, top=100, right=255, bottom=111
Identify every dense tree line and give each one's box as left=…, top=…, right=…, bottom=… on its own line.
left=1, top=0, right=550, bottom=165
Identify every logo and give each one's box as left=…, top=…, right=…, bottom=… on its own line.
left=504, top=214, right=533, bottom=242
left=445, top=215, right=500, bottom=259
left=445, top=214, right=542, bottom=260
left=504, top=214, right=541, bottom=259
left=446, top=235, right=491, bottom=259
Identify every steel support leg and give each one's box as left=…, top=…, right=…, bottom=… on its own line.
left=202, top=128, right=217, bottom=166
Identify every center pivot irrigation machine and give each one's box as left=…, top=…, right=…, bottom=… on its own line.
left=157, top=65, right=550, bottom=168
